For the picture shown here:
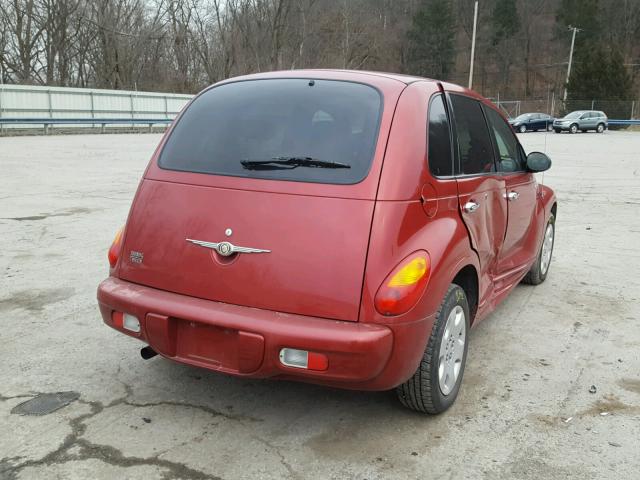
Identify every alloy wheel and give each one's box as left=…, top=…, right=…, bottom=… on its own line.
left=540, top=222, right=554, bottom=275
left=438, top=305, right=466, bottom=396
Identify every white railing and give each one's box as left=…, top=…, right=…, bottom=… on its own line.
left=0, top=84, right=194, bottom=131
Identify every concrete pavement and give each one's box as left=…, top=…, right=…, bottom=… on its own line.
left=1, top=131, right=639, bottom=479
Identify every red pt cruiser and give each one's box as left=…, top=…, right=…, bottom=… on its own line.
left=98, top=70, right=556, bottom=414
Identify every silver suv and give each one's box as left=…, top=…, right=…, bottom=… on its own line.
left=553, top=110, right=608, bottom=134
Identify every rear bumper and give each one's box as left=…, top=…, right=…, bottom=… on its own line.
left=97, top=277, right=434, bottom=391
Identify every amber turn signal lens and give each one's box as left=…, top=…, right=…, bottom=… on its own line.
left=375, top=251, right=431, bottom=316
left=108, top=226, right=124, bottom=268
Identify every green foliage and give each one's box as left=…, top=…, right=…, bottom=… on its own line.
left=492, top=0, right=520, bottom=45
left=556, top=0, right=600, bottom=51
left=405, top=0, right=455, bottom=79
left=566, top=48, right=633, bottom=117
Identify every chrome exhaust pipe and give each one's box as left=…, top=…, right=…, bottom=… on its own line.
left=140, top=346, right=158, bottom=360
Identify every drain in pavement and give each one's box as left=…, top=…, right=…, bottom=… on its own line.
left=10, top=391, right=80, bottom=416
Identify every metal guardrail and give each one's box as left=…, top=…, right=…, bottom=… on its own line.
left=0, top=116, right=637, bottom=136
left=607, top=119, right=640, bottom=126
left=0, top=117, right=173, bottom=134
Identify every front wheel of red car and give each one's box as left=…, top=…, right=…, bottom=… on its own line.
left=523, top=213, right=555, bottom=285
left=396, top=284, right=470, bottom=414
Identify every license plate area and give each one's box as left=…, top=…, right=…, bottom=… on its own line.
left=177, top=321, right=237, bottom=367
left=145, top=314, right=265, bottom=374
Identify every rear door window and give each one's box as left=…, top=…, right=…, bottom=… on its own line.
left=450, top=94, right=495, bottom=175
left=159, top=79, right=382, bottom=185
left=428, top=94, right=453, bottom=177
left=484, top=106, right=525, bottom=173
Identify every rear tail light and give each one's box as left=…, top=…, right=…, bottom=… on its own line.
left=375, top=251, right=431, bottom=316
left=279, top=348, right=328, bottom=371
left=108, top=226, right=124, bottom=268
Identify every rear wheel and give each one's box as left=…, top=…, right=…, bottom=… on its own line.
left=396, top=284, right=469, bottom=414
left=523, top=213, right=555, bottom=285
left=596, top=123, right=605, bottom=133
left=569, top=124, right=578, bottom=134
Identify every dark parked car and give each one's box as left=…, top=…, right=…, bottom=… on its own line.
left=98, top=70, right=556, bottom=414
left=509, top=113, right=555, bottom=133
left=553, top=110, right=608, bottom=133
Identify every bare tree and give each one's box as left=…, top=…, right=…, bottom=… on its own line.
left=0, top=0, right=638, bottom=101
left=0, top=0, right=46, bottom=83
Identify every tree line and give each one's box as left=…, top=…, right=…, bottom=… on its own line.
left=0, top=0, right=638, bottom=103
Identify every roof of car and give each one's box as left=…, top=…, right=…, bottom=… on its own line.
left=211, top=69, right=492, bottom=106
left=217, top=69, right=433, bottom=86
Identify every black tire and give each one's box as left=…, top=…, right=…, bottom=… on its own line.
left=569, top=123, right=578, bottom=134
left=396, top=284, right=470, bottom=414
left=523, top=213, right=555, bottom=285
left=547, top=124, right=554, bottom=132
left=519, top=125, right=527, bottom=133
left=596, top=123, right=605, bottom=133
left=554, top=128, right=561, bottom=133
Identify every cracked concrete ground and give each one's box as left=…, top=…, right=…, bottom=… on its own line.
left=1, top=131, right=639, bottom=479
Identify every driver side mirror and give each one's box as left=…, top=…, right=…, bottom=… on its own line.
left=526, top=152, right=552, bottom=172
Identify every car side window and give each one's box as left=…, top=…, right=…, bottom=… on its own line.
left=484, top=106, right=525, bottom=173
left=450, top=94, right=495, bottom=175
left=427, top=94, right=453, bottom=177
left=580, top=112, right=589, bottom=119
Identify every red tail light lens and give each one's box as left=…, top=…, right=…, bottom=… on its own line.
left=375, top=251, right=431, bottom=316
left=108, top=226, right=124, bottom=268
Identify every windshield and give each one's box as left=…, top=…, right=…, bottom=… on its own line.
left=158, top=79, right=382, bottom=184
left=564, top=111, right=583, bottom=119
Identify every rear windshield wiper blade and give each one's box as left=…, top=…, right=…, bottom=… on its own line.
left=240, top=156, right=351, bottom=170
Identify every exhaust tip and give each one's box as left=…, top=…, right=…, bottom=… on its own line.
left=140, top=346, right=158, bottom=360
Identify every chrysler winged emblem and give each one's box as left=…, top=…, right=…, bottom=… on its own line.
left=186, top=238, right=271, bottom=257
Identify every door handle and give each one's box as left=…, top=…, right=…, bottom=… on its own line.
left=505, top=191, right=520, bottom=201
left=463, top=201, right=479, bottom=213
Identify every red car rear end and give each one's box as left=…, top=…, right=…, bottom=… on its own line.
left=98, top=70, right=556, bottom=413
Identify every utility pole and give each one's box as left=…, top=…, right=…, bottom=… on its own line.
left=563, top=26, right=580, bottom=103
left=468, top=0, right=478, bottom=89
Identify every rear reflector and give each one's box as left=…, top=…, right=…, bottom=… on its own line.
left=111, top=311, right=140, bottom=333
left=279, top=348, right=328, bottom=371
left=112, top=311, right=123, bottom=328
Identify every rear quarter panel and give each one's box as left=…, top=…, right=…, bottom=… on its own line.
left=361, top=81, right=480, bottom=326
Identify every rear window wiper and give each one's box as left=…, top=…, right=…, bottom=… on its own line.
left=240, top=156, right=351, bottom=170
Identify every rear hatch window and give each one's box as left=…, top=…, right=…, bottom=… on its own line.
left=158, top=79, right=382, bottom=185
